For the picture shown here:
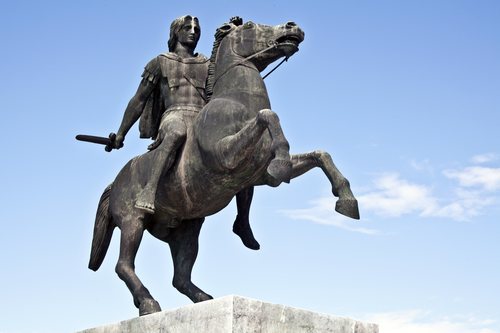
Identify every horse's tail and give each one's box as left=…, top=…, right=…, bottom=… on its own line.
left=88, top=183, right=115, bottom=271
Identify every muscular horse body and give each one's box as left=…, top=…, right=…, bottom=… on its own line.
left=88, top=20, right=359, bottom=316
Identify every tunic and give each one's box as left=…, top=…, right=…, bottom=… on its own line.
left=139, top=52, right=209, bottom=139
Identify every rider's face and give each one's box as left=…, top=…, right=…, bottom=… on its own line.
left=177, top=19, right=201, bottom=50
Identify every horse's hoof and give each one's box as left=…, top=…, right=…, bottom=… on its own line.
left=135, top=201, right=156, bottom=214
left=139, top=299, right=162, bottom=316
left=335, top=198, right=360, bottom=220
left=195, top=292, right=214, bottom=303
left=267, top=158, right=292, bottom=183
left=233, top=217, right=261, bottom=250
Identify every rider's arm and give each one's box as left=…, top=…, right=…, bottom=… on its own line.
left=114, top=57, right=160, bottom=149
left=114, top=80, right=155, bottom=148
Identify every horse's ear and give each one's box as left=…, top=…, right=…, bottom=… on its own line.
left=215, top=23, right=235, bottom=40
left=218, top=24, right=233, bottom=32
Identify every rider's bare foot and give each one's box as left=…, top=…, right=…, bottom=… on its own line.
left=233, top=215, right=260, bottom=250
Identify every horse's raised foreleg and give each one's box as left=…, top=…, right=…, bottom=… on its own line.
left=115, top=216, right=161, bottom=316
left=259, top=109, right=292, bottom=183
left=265, top=150, right=360, bottom=219
left=168, top=218, right=213, bottom=303
left=215, top=111, right=268, bottom=169
left=216, top=109, right=291, bottom=183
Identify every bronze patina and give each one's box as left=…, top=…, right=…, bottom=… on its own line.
left=84, top=16, right=359, bottom=316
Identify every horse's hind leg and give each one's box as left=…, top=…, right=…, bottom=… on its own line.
left=233, top=186, right=260, bottom=250
left=264, top=151, right=360, bottom=219
left=115, top=215, right=161, bottom=316
left=168, top=218, right=213, bottom=303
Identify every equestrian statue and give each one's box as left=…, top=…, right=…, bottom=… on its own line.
left=83, top=16, right=360, bottom=316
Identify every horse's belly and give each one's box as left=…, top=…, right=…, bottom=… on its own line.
left=154, top=136, right=241, bottom=219
left=153, top=97, right=273, bottom=220
left=155, top=176, right=235, bottom=219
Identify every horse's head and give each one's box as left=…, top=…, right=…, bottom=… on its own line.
left=217, top=20, right=305, bottom=72
left=205, top=19, right=305, bottom=100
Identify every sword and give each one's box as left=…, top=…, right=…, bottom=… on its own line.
left=75, top=132, right=117, bottom=152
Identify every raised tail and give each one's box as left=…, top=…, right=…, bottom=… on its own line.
left=88, top=184, right=115, bottom=271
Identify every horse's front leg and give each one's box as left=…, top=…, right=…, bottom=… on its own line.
left=263, top=150, right=360, bottom=219
left=258, top=109, right=292, bottom=183
left=216, top=109, right=291, bottom=183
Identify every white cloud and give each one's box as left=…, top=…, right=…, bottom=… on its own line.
left=444, top=166, right=500, bottom=191
left=280, top=155, right=500, bottom=230
left=357, top=173, right=438, bottom=218
left=429, top=188, right=496, bottom=221
left=358, top=173, right=497, bottom=221
left=365, top=310, right=498, bottom=333
left=471, top=153, right=499, bottom=164
left=279, top=197, right=378, bottom=235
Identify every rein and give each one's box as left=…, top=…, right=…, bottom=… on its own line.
left=213, top=43, right=289, bottom=87
left=262, top=56, right=289, bottom=80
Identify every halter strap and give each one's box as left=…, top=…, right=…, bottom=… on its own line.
left=212, top=43, right=288, bottom=87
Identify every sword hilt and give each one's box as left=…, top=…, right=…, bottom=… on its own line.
left=105, top=133, right=117, bottom=152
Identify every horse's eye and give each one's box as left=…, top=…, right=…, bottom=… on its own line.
left=244, top=22, right=254, bottom=29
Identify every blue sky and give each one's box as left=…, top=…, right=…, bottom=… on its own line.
left=1, top=1, right=499, bottom=332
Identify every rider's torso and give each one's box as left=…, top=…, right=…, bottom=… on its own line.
left=157, top=53, right=209, bottom=111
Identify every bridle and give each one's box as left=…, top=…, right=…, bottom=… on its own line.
left=213, top=41, right=290, bottom=88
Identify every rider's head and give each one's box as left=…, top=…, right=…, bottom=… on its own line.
left=168, top=15, right=201, bottom=52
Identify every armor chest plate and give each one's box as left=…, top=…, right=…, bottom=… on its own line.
left=158, top=54, right=209, bottom=90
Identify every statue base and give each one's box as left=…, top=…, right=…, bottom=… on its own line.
left=77, top=295, right=378, bottom=333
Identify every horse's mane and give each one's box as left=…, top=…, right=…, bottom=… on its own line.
left=206, top=18, right=243, bottom=101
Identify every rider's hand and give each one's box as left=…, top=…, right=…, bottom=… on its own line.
left=114, top=134, right=125, bottom=149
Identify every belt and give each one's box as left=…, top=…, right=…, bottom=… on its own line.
left=164, top=104, right=203, bottom=113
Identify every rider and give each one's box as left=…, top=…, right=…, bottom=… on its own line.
left=112, top=15, right=261, bottom=250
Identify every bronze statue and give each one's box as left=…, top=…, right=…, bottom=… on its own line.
left=111, top=15, right=260, bottom=250
left=86, top=17, right=359, bottom=316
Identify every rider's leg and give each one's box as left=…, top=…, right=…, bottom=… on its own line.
left=233, top=186, right=260, bottom=250
left=136, top=115, right=187, bottom=214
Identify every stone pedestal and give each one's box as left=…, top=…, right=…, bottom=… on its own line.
left=77, top=295, right=378, bottom=333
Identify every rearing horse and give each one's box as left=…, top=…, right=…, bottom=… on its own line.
left=88, top=19, right=359, bottom=316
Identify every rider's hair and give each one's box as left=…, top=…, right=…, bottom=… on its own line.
left=168, top=15, right=200, bottom=52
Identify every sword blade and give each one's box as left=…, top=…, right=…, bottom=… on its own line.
left=76, top=134, right=112, bottom=146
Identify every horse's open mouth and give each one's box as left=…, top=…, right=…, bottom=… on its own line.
left=276, top=35, right=301, bottom=48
